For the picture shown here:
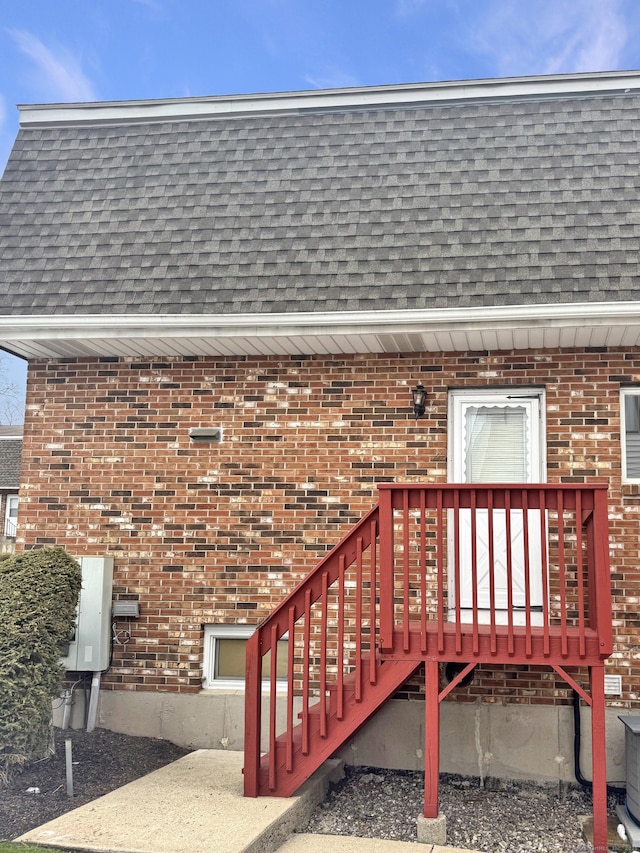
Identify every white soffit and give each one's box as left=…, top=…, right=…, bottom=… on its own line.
left=2, top=303, right=640, bottom=360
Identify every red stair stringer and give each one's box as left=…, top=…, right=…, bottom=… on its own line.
left=257, top=656, right=422, bottom=797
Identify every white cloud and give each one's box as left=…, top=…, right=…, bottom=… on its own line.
left=462, top=0, right=632, bottom=77
left=542, top=4, right=628, bottom=74
left=303, top=68, right=361, bottom=90
left=9, top=29, right=97, bottom=102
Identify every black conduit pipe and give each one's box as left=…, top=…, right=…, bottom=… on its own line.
left=572, top=690, right=625, bottom=795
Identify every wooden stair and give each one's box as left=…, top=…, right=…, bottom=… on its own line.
left=258, top=656, right=421, bottom=797
left=245, top=483, right=613, bottom=853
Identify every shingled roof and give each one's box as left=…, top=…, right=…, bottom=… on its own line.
left=0, top=71, right=640, bottom=358
left=0, top=428, right=22, bottom=490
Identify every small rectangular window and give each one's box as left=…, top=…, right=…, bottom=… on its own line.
left=202, top=625, right=287, bottom=689
left=622, top=390, right=640, bottom=481
left=4, top=494, right=18, bottom=538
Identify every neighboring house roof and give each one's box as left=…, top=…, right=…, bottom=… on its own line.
left=0, top=428, right=22, bottom=490
left=1, top=70, right=640, bottom=358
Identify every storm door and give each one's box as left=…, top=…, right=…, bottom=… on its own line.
left=448, top=389, right=546, bottom=625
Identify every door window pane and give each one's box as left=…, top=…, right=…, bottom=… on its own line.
left=464, top=405, right=528, bottom=482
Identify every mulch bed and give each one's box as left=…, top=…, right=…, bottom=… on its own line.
left=0, top=728, right=190, bottom=841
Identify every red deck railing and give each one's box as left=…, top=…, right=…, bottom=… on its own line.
left=244, top=482, right=611, bottom=824
left=377, top=483, right=612, bottom=664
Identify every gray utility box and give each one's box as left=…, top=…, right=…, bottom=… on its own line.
left=619, top=715, right=640, bottom=838
left=61, top=556, right=114, bottom=671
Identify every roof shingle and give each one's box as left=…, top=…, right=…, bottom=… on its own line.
left=1, top=88, right=639, bottom=317
left=0, top=435, right=22, bottom=490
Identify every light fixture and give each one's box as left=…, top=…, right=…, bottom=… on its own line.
left=412, top=383, right=427, bottom=419
left=189, top=427, right=223, bottom=442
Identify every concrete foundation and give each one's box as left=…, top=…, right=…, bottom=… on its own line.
left=96, top=688, right=301, bottom=752
left=338, top=698, right=626, bottom=786
left=80, top=690, right=626, bottom=786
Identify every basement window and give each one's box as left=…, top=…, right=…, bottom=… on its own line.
left=622, top=389, right=640, bottom=482
left=202, top=624, right=288, bottom=690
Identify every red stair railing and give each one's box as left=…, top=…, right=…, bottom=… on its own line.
left=244, top=503, right=384, bottom=797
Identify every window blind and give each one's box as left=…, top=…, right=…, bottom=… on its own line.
left=464, top=405, right=528, bottom=482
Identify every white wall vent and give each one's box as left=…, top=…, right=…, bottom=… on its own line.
left=112, top=600, right=140, bottom=618
left=604, top=674, right=622, bottom=695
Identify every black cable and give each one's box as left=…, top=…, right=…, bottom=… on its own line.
left=101, top=621, right=115, bottom=673
left=572, top=690, right=625, bottom=795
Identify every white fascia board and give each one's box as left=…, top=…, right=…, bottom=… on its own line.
left=1, top=302, right=640, bottom=344
left=18, top=70, right=640, bottom=127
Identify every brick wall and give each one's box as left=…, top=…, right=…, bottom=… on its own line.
left=16, top=347, right=640, bottom=705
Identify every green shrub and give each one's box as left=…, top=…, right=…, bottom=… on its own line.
left=0, top=548, right=81, bottom=784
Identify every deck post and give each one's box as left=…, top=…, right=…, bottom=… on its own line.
left=417, top=659, right=447, bottom=844
left=244, top=631, right=262, bottom=797
left=589, top=664, right=608, bottom=853
left=423, top=660, right=440, bottom=818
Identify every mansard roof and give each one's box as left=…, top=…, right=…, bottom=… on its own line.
left=1, top=71, right=639, bottom=357
left=0, top=428, right=22, bottom=490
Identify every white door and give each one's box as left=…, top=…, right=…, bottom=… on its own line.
left=448, top=390, right=545, bottom=624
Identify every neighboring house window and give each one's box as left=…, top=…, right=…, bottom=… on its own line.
left=622, top=389, right=640, bottom=482
left=202, top=624, right=288, bottom=689
left=4, top=494, right=18, bottom=537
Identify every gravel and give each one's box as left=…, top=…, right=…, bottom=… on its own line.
left=306, top=766, right=625, bottom=852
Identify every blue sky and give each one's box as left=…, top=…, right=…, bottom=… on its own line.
left=1, top=0, right=640, bottom=419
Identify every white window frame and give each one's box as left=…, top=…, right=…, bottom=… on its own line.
left=448, top=388, right=546, bottom=483
left=447, top=388, right=547, bottom=625
left=4, top=494, right=18, bottom=538
left=202, top=624, right=287, bottom=691
left=621, top=388, right=640, bottom=483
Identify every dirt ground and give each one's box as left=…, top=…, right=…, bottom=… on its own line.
left=0, top=727, right=190, bottom=841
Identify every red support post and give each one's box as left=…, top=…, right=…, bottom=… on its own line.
left=243, top=630, right=262, bottom=797
left=423, top=660, right=440, bottom=818
left=589, top=664, right=608, bottom=853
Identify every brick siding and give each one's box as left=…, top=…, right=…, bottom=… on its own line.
left=16, top=348, right=640, bottom=705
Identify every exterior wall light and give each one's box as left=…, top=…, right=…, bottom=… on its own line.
left=412, top=383, right=427, bottom=419
left=189, top=427, right=222, bottom=442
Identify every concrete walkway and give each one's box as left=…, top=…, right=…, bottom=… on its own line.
left=17, top=750, right=482, bottom=853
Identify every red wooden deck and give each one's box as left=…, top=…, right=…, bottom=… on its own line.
left=244, top=483, right=612, bottom=852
